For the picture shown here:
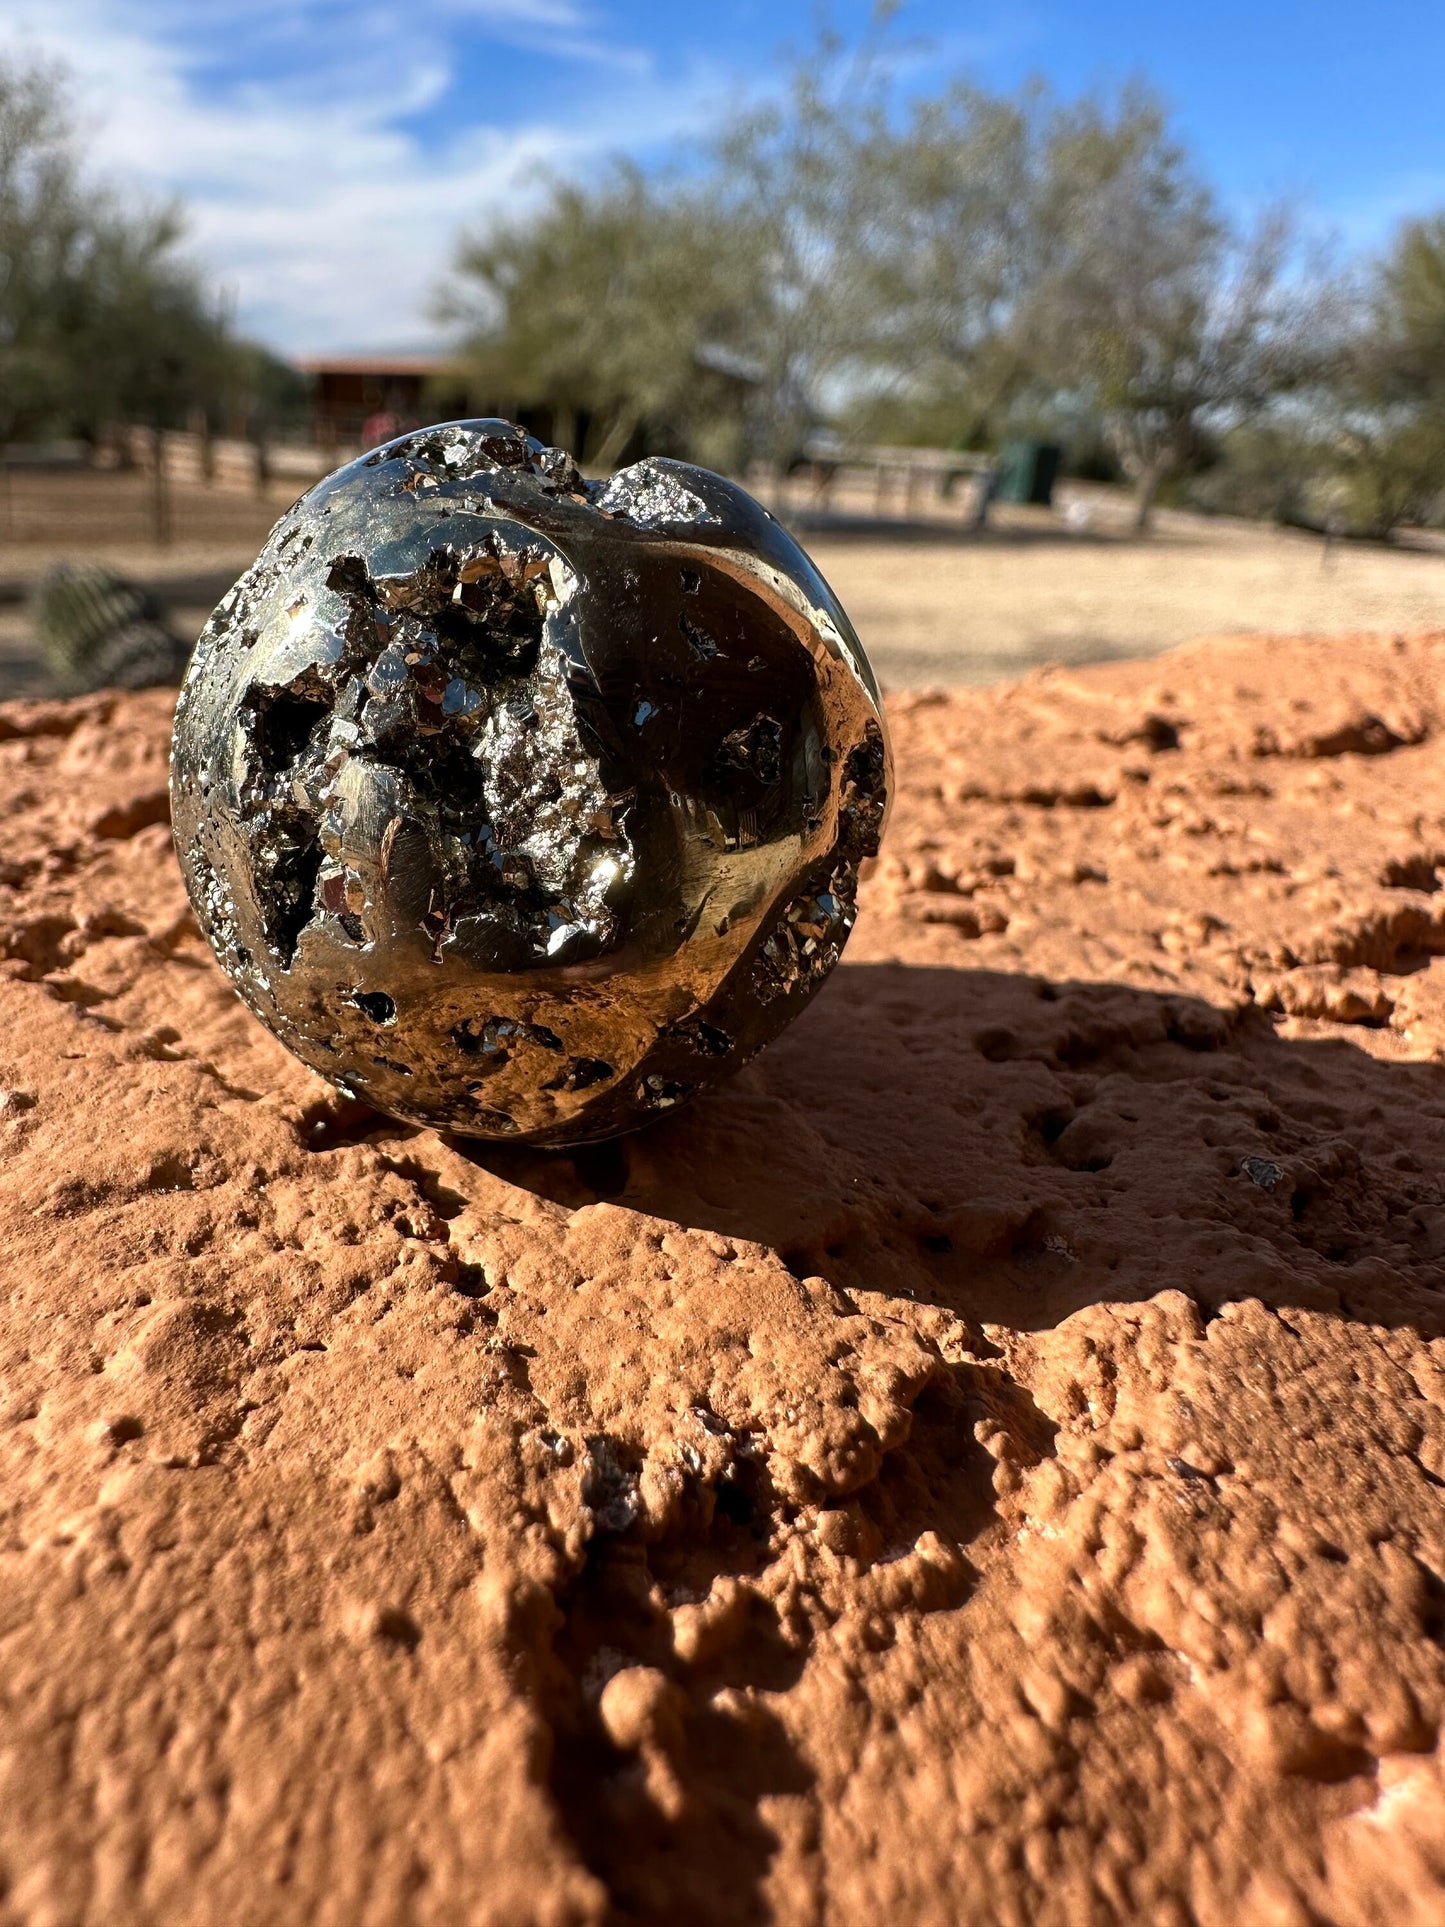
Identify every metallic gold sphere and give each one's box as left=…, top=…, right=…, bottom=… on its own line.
left=170, top=420, right=889, bottom=1144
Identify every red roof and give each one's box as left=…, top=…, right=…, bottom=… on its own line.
left=296, top=355, right=446, bottom=378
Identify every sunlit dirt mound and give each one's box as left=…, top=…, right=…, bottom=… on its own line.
left=2, top=630, right=1445, bottom=1927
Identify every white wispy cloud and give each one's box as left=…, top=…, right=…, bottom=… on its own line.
left=1, top=0, right=720, bottom=353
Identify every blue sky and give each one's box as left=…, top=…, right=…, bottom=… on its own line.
left=3, top=0, right=1442, bottom=354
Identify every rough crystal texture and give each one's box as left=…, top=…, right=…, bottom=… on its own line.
left=169, top=421, right=890, bottom=1143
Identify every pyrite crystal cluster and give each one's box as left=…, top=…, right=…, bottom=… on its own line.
left=170, top=421, right=890, bottom=1145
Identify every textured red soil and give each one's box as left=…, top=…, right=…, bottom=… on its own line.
left=2, top=633, right=1445, bottom=1927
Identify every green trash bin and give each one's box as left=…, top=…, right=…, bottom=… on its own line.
left=994, top=440, right=1061, bottom=506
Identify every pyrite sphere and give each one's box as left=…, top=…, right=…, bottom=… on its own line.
left=170, top=420, right=890, bottom=1144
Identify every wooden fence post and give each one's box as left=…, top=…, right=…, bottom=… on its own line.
left=150, top=426, right=171, bottom=548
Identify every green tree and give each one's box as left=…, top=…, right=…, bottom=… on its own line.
left=1376, top=214, right=1445, bottom=400
left=1320, top=215, right=1445, bottom=536
left=442, top=36, right=1344, bottom=518
left=858, top=82, right=1048, bottom=442
left=443, top=166, right=761, bottom=470
left=444, top=29, right=901, bottom=473
left=703, top=27, right=899, bottom=469
left=0, top=54, right=234, bottom=446
left=1027, top=89, right=1321, bottom=531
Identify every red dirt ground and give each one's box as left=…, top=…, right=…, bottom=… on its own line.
left=2, top=632, right=1444, bottom=1925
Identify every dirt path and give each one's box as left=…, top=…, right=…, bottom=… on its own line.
left=3, top=467, right=1444, bottom=696
left=809, top=505, right=1445, bottom=686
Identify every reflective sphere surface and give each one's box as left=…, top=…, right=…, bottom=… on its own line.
left=170, top=420, right=890, bottom=1144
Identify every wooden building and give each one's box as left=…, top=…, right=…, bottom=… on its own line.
left=297, top=354, right=469, bottom=450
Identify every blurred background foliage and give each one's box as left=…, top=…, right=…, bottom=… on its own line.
left=0, top=57, right=300, bottom=451
left=441, top=30, right=1445, bottom=537
left=3, top=27, right=1444, bottom=539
